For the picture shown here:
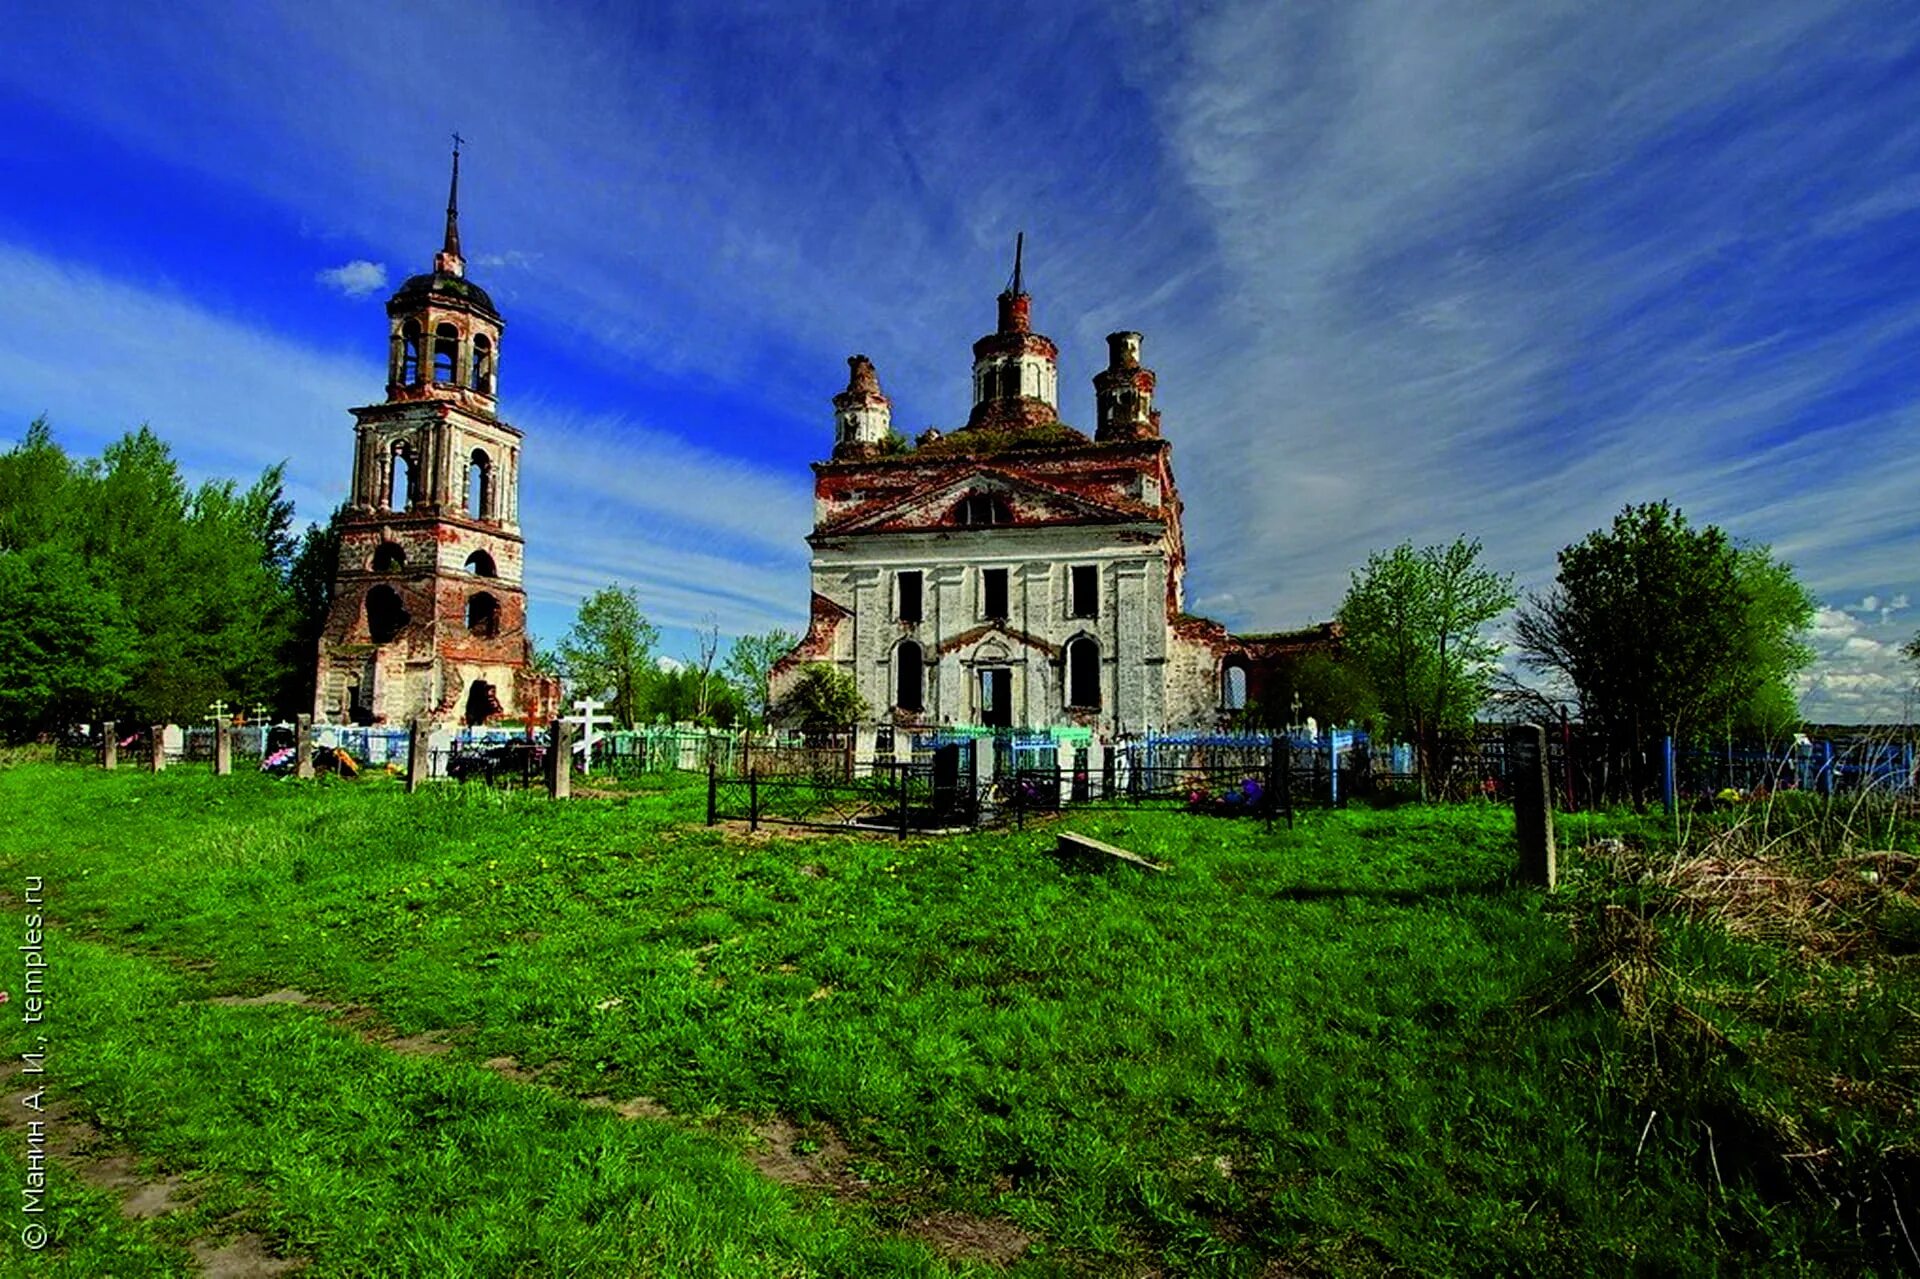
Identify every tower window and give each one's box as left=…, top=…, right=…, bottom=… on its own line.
left=366, top=585, right=409, bottom=644
left=1222, top=664, right=1248, bottom=711
left=1070, top=565, right=1098, bottom=618
left=471, top=334, right=494, bottom=394
left=468, top=449, right=494, bottom=520
left=895, top=640, right=924, bottom=712
left=981, top=568, right=1008, bottom=620
left=388, top=448, right=414, bottom=510
left=464, top=549, right=496, bottom=577
left=955, top=493, right=1011, bottom=526
left=371, top=542, right=406, bottom=573
left=401, top=321, right=422, bottom=385
left=1066, top=636, right=1100, bottom=709
left=434, top=323, right=459, bottom=383
left=897, top=570, right=923, bottom=623
left=467, top=591, right=499, bottom=637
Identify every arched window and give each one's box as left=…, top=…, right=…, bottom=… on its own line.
left=464, top=549, right=496, bottom=577
left=401, top=321, right=422, bottom=385
left=1066, top=636, right=1100, bottom=709
left=434, top=323, right=459, bottom=383
left=467, top=449, right=493, bottom=520
left=1222, top=664, right=1248, bottom=711
left=388, top=448, right=414, bottom=510
left=954, top=492, right=1012, bottom=527
left=466, top=591, right=499, bottom=637
left=1003, top=361, right=1023, bottom=398
left=464, top=679, right=500, bottom=726
left=366, top=585, right=408, bottom=644
left=895, top=640, right=924, bottom=712
left=470, top=334, right=493, bottom=394
left=371, top=542, right=406, bottom=573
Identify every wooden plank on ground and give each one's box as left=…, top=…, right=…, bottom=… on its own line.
left=1056, top=831, right=1165, bottom=873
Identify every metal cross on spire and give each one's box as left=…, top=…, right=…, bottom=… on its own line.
left=443, top=132, right=465, bottom=260
left=1009, top=231, right=1025, bottom=296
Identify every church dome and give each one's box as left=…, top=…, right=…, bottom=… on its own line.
left=390, top=270, right=499, bottom=319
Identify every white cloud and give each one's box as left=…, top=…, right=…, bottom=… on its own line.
left=315, top=259, right=388, bottom=299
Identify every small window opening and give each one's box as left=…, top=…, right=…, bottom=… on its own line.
left=1223, top=665, right=1248, bottom=711
left=466, top=591, right=499, bottom=637
left=389, top=449, right=414, bottom=510
left=895, top=640, right=924, bottom=712
left=434, top=323, right=459, bottom=383
left=401, top=321, right=422, bottom=385
left=467, top=449, right=493, bottom=520
left=898, top=570, right=923, bottom=623
left=470, top=334, right=494, bottom=394
left=464, top=679, right=501, bottom=726
left=464, top=549, right=496, bottom=577
left=1066, top=636, right=1101, bottom=709
left=1070, top=565, right=1098, bottom=618
left=371, top=542, right=406, bottom=573
left=982, top=568, right=1008, bottom=620
left=956, top=493, right=1011, bottom=526
left=366, top=585, right=409, bottom=644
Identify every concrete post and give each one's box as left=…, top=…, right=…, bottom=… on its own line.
left=1510, top=723, right=1557, bottom=889
left=150, top=724, right=166, bottom=773
left=101, top=721, right=116, bottom=771
left=1086, top=742, right=1106, bottom=799
left=214, top=723, right=232, bottom=776
left=295, top=714, right=315, bottom=780
left=548, top=719, right=573, bottom=800
left=406, top=718, right=429, bottom=793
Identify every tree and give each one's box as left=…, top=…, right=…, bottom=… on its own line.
left=557, top=585, right=659, bottom=727
left=1515, top=501, right=1814, bottom=801
left=690, top=614, right=722, bottom=723
left=1335, top=536, right=1515, bottom=790
left=777, top=662, right=867, bottom=731
left=724, top=628, right=800, bottom=727
left=0, top=546, right=136, bottom=738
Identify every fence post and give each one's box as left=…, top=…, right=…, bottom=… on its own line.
left=707, top=755, right=718, bottom=826
left=1312, top=746, right=1323, bottom=807
left=101, top=721, right=116, bottom=771
left=548, top=719, right=573, bottom=800
left=1265, top=734, right=1280, bottom=832
left=1510, top=723, right=1557, bottom=889
left=214, top=722, right=232, bottom=776
left=150, top=724, right=166, bottom=774
left=1281, top=739, right=1295, bottom=828
left=749, top=768, right=759, bottom=832
left=1662, top=736, right=1676, bottom=816
left=898, top=763, right=909, bottom=840
left=1821, top=740, right=1834, bottom=797
left=406, top=718, right=428, bottom=794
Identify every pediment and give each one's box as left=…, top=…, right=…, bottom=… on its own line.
left=820, top=465, right=1146, bottom=535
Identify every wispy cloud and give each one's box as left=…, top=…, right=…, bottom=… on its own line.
left=314, top=259, right=387, bottom=299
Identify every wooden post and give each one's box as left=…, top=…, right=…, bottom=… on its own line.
left=295, top=714, right=314, bottom=780
left=101, top=721, right=116, bottom=771
left=150, top=724, right=166, bottom=773
left=707, top=755, right=718, bottom=826
left=898, top=763, right=909, bottom=839
left=1510, top=723, right=1557, bottom=889
left=406, top=718, right=429, bottom=793
left=548, top=719, right=573, bottom=800
left=214, top=722, right=232, bottom=776
left=748, top=768, right=759, bottom=832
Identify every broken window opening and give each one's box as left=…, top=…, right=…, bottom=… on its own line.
left=956, top=493, right=1012, bottom=527
left=388, top=449, right=414, bottom=510
left=1066, top=636, right=1101, bottom=709
left=371, top=542, right=406, bottom=573
left=1070, top=565, right=1098, bottom=618
left=470, top=333, right=494, bottom=394
left=1222, top=664, right=1248, bottom=711
left=982, top=568, right=1009, bottom=620
left=464, top=549, right=496, bottom=577
left=366, top=585, right=409, bottom=644
left=467, top=449, right=493, bottom=521
left=433, top=323, right=459, bottom=383
left=897, top=570, right=923, bottom=623
left=466, top=591, right=499, bottom=637
left=895, top=640, right=924, bottom=712
left=401, top=321, right=422, bottom=385
left=464, top=679, right=501, bottom=726
left=979, top=667, right=1012, bottom=728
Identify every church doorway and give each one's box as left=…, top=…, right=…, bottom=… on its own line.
left=979, top=667, right=1011, bottom=728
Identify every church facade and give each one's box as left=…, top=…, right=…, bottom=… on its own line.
left=771, top=247, right=1306, bottom=736
left=312, top=151, right=559, bottom=728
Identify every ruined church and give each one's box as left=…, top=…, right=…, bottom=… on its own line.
left=312, top=151, right=559, bottom=727
left=771, top=242, right=1331, bottom=736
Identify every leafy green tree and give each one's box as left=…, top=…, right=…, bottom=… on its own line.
left=777, top=662, right=867, bottom=730
left=0, top=546, right=136, bottom=737
left=639, top=663, right=743, bottom=727
left=557, top=585, right=660, bottom=727
left=1336, top=536, right=1515, bottom=789
left=724, top=628, right=800, bottom=726
left=276, top=516, right=342, bottom=716
left=1515, top=501, right=1813, bottom=800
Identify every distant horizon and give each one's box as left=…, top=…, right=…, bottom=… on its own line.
left=3, top=3, right=1918, bottom=720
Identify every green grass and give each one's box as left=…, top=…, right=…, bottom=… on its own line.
left=0, top=765, right=1912, bottom=1275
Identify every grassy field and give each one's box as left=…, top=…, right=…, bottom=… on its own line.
left=0, top=765, right=1913, bottom=1276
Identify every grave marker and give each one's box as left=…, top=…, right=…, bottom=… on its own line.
left=548, top=718, right=574, bottom=799
left=214, top=722, right=232, bottom=776
left=560, top=698, right=614, bottom=776
left=1510, top=722, right=1556, bottom=888
left=405, top=718, right=429, bottom=793
left=101, top=720, right=116, bottom=771
left=295, top=714, right=314, bottom=779
left=149, top=724, right=166, bottom=773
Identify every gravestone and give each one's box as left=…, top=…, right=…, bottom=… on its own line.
left=149, top=724, right=166, bottom=773
left=548, top=719, right=573, bottom=800
left=405, top=718, right=429, bottom=793
left=101, top=720, right=116, bottom=771
left=213, top=723, right=232, bottom=776
left=295, top=714, right=314, bottom=779
left=1509, top=722, right=1556, bottom=888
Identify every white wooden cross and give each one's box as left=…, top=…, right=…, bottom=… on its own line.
left=561, top=697, right=617, bottom=776
left=204, top=699, right=230, bottom=726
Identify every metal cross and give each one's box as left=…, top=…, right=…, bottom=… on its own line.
left=451, top=130, right=466, bottom=155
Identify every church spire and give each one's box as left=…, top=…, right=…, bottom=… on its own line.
left=995, top=232, right=1030, bottom=335
left=436, top=134, right=466, bottom=278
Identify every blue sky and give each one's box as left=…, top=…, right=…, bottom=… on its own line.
left=4, top=1, right=1920, bottom=720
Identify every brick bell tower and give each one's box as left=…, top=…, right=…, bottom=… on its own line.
left=313, top=143, right=559, bottom=728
